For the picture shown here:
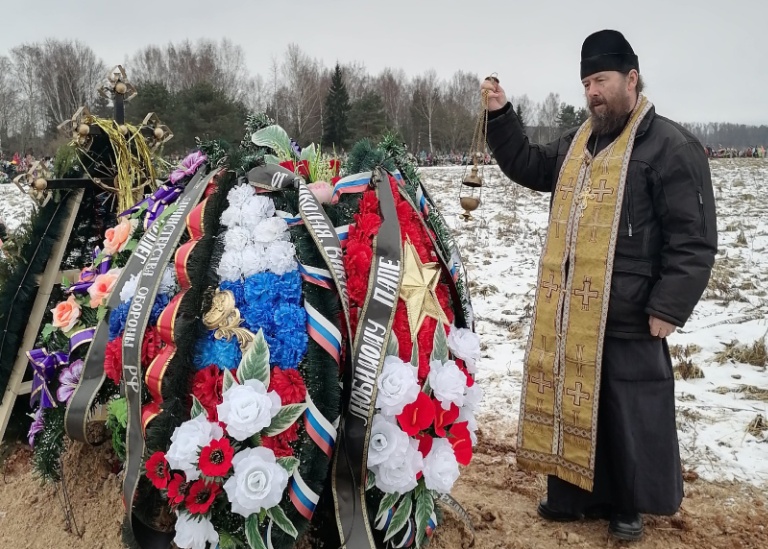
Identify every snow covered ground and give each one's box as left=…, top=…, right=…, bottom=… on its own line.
left=420, top=159, right=768, bottom=488
left=0, top=183, right=36, bottom=232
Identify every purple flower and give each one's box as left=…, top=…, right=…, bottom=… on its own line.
left=170, top=151, right=207, bottom=183
left=56, top=359, right=84, bottom=404
left=28, top=408, right=44, bottom=447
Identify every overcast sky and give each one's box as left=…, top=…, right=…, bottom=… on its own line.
left=2, top=0, right=764, bottom=125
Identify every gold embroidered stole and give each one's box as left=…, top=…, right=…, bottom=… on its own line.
left=516, top=95, right=652, bottom=491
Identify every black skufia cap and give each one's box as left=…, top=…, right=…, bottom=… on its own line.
left=580, top=30, right=639, bottom=79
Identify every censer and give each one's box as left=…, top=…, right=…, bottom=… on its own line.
left=458, top=79, right=492, bottom=221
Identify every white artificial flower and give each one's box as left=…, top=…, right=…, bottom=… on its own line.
left=221, top=205, right=246, bottom=229
left=166, top=415, right=224, bottom=481
left=428, top=360, right=467, bottom=411
left=458, top=408, right=478, bottom=446
left=243, top=194, right=276, bottom=223
left=119, top=274, right=139, bottom=303
left=226, top=184, right=255, bottom=211
left=217, top=379, right=282, bottom=441
left=464, top=383, right=484, bottom=412
left=223, top=446, right=290, bottom=516
left=367, top=414, right=410, bottom=468
left=422, top=438, right=460, bottom=494
left=251, top=217, right=290, bottom=244
left=159, top=266, right=177, bottom=295
left=447, top=327, right=481, bottom=373
left=217, top=249, right=243, bottom=282
left=374, top=438, right=424, bottom=495
left=223, top=226, right=252, bottom=252
left=173, top=511, right=219, bottom=549
left=240, top=244, right=268, bottom=278
left=375, top=355, right=420, bottom=416
left=265, top=240, right=298, bottom=276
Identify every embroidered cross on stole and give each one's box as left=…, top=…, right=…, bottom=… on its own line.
left=516, top=95, right=653, bottom=491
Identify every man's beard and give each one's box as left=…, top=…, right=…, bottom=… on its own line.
left=588, top=93, right=631, bottom=135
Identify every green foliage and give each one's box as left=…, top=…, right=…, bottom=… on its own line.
left=237, top=329, right=270, bottom=386
left=323, top=63, right=351, bottom=149
left=32, top=406, right=67, bottom=482
left=515, top=104, right=526, bottom=131
left=53, top=144, right=80, bottom=178
left=106, top=397, right=128, bottom=461
left=349, top=91, right=387, bottom=143
left=557, top=103, right=588, bottom=130
left=263, top=404, right=307, bottom=437
left=385, top=493, right=413, bottom=542
left=346, top=138, right=396, bottom=175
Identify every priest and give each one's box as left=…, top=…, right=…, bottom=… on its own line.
left=482, top=30, right=717, bottom=541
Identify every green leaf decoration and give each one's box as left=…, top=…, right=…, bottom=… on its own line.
left=245, top=514, right=267, bottom=549
left=267, top=506, right=299, bottom=539
left=365, top=470, right=376, bottom=492
left=386, top=333, right=400, bottom=358
left=430, top=323, right=449, bottom=364
left=376, top=491, right=402, bottom=523
left=61, top=275, right=71, bottom=289
left=299, top=143, right=316, bottom=163
left=41, top=324, right=55, bottom=344
left=218, top=532, right=244, bottom=549
left=415, top=485, right=436, bottom=545
left=251, top=125, right=292, bottom=160
left=237, top=329, right=270, bottom=387
left=263, top=404, right=306, bottom=437
left=96, top=304, right=108, bottom=322
left=190, top=395, right=207, bottom=419
left=384, top=494, right=413, bottom=542
left=264, top=154, right=281, bottom=165
left=222, top=368, right=238, bottom=393
left=277, top=456, right=300, bottom=475
left=410, top=339, right=419, bottom=369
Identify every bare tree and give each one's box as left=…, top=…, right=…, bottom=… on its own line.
left=10, top=45, right=45, bottom=153
left=278, top=44, right=325, bottom=143
left=411, top=70, right=441, bottom=153
left=539, top=92, right=560, bottom=142
left=0, top=55, right=19, bottom=141
left=375, top=68, right=408, bottom=134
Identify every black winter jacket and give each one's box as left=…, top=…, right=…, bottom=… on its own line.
left=487, top=102, right=717, bottom=338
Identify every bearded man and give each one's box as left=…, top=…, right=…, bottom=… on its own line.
left=481, top=30, right=717, bottom=541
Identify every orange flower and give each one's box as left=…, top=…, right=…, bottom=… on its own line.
left=51, top=295, right=81, bottom=332
left=88, top=270, right=121, bottom=308
left=103, top=218, right=137, bottom=256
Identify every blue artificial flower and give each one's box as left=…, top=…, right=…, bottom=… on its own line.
left=109, top=301, right=131, bottom=339
left=193, top=332, right=242, bottom=370
left=220, top=279, right=246, bottom=308
left=272, top=269, right=303, bottom=305
left=149, top=294, right=170, bottom=325
left=269, top=303, right=308, bottom=369
left=244, top=272, right=279, bottom=308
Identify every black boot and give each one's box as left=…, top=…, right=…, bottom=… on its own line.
left=609, top=512, right=643, bottom=541
left=537, top=500, right=580, bottom=522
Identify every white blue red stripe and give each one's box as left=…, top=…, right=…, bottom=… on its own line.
left=335, top=224, right=350, bottom=243
left=304, top=396, right=337, bottom=458
left=375, top=507, right=394, bottom=531
left=305, top=300, right=342, bottom=363
left=426, top=512, right=438, bottom=537
left=276, top=210, right=303, bottom=226
left=393, top=518, right=416, bottom=547
left=289, top=470, right=319, bottom=520
left=298, top=263, right=333, bottom=289
left=416, top=185, right=431, bottom=217
left=331, top=171, right=403, bottom=203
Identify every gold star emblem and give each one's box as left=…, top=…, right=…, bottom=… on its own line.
left=399, top=240, right=450, bottom=340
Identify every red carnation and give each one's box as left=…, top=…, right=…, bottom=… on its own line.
left=358, top=190, right=380, bottom=215
left=185, top=479, right=221, bottom=515
left=353, top=213, right=382, bottom=240
left=142, top=326, right=164, bottom=367
left=167, top=473, right=190, bottom=507
left=396, top=392, right=435, bottom=436
left=449, top=421, right=473, bottom=466
left=434, top=400, right=460, bottom=437
left=192, top=365, right=225, bottom=419
left=261, top=432, right=294, bottom=458
left=199, top=437, right=234, bottom=478
left=145, top=451, right=170, bottom=489
left=104, top=336, right=123, bottom=385
left=269, top=367, right=307, bottom=405
left=345, top=241, right=374, bottom=306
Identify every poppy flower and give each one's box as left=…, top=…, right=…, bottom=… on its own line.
left=396, top=392, right=435, bottom=436
left=145, top=451, right=170, bottom=489
left=167, top=473, right=190, bottom=507
left=185, top=479, right=221, bottom=514
left=199, top=437, right=235, bottom=478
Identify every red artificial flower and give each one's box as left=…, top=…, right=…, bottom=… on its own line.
left=261, top=432, right=294, bottom=458
left=329, top=158, right=341, bottom=176
left=358, top=190, right=380, bottom=215
left=199, top=438, right=234, bottom=478
left=167, top=473, right=190, bottom=507
left=279, top=160, right=296, bottom=173
left=353, top=213, right=382, bottom=240
left=142, top=326, right=165, bottom=367
left=145, top=451, right=170, bottom=489
left=331, top=175, right=341, bottom=185
left=345, top=241, right=374, bottom=306
left=279, top=160, right=310, bottom=178
left=185, top=479, right=222, bottom=515
left=269, top=367, right=307, bottom=405
left=416, top=432, right=434, bottom=457
left=396, top=392, right=435, bottom=436
left=192, top=365, right=225, bottom=419
left=433, top=400, right=460, bottom=437
left=449, top=421, right=473, bottom=466
left=104, top=336, right=123, bottom=385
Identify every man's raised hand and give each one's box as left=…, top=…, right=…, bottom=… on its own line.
left=481, top=76, right=508, bottom=112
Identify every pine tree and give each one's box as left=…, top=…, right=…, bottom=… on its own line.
left=556, top=103, right=579, bottom=130
left=323, top=63, right=351, bottom=149
left=515, top=103, right=526, bottom=132
left=349, top=92, right=386, bottom=142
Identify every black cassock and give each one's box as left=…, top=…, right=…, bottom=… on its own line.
left=547, top=336, right=683, bottom=515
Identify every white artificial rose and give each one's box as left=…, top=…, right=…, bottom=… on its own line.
left=423, top=438, right=460, bottom=494
left=447, top=327, right=481, bottom=373
left=464, top=383, right=484, bottom=412
left=223, top=446, right=290, bottom=516
left=223, top=226, right=252, bottom=252
left=375, top=355, right=420, bottom=416
left=240, top=245, right=268, bottom=278
left=217, top=380, right=282, bottom=441
left=251, top=217, right=290, bottom=244
left=374, top=439, right=423, bottom=494
left=240, top=196, right=276, bottom=231
left=428, top=360, right=467, bottom=410
left=166, top=415, right=224, bottom=481
left=217, top=249, right=243, bottom=282
left=119, top=274, right=139, bottom=303
left=367, top=414, right=410, bottom=468
left=458, top=408, right=478, bottom=446
left=226, top=184, right=255, bottom=211
left=173, top=512, right=219, bottom=549
left=159, top=266, right=177, bottom=295
left=265, top=240, right=298, bottom=276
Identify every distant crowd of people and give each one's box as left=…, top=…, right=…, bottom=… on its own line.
left=0, top=151, right=54, bottom=183
left=704, top=145, right=766, bottom=158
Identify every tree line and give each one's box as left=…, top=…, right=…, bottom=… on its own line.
left=0, top=38, right=765, bottom=157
